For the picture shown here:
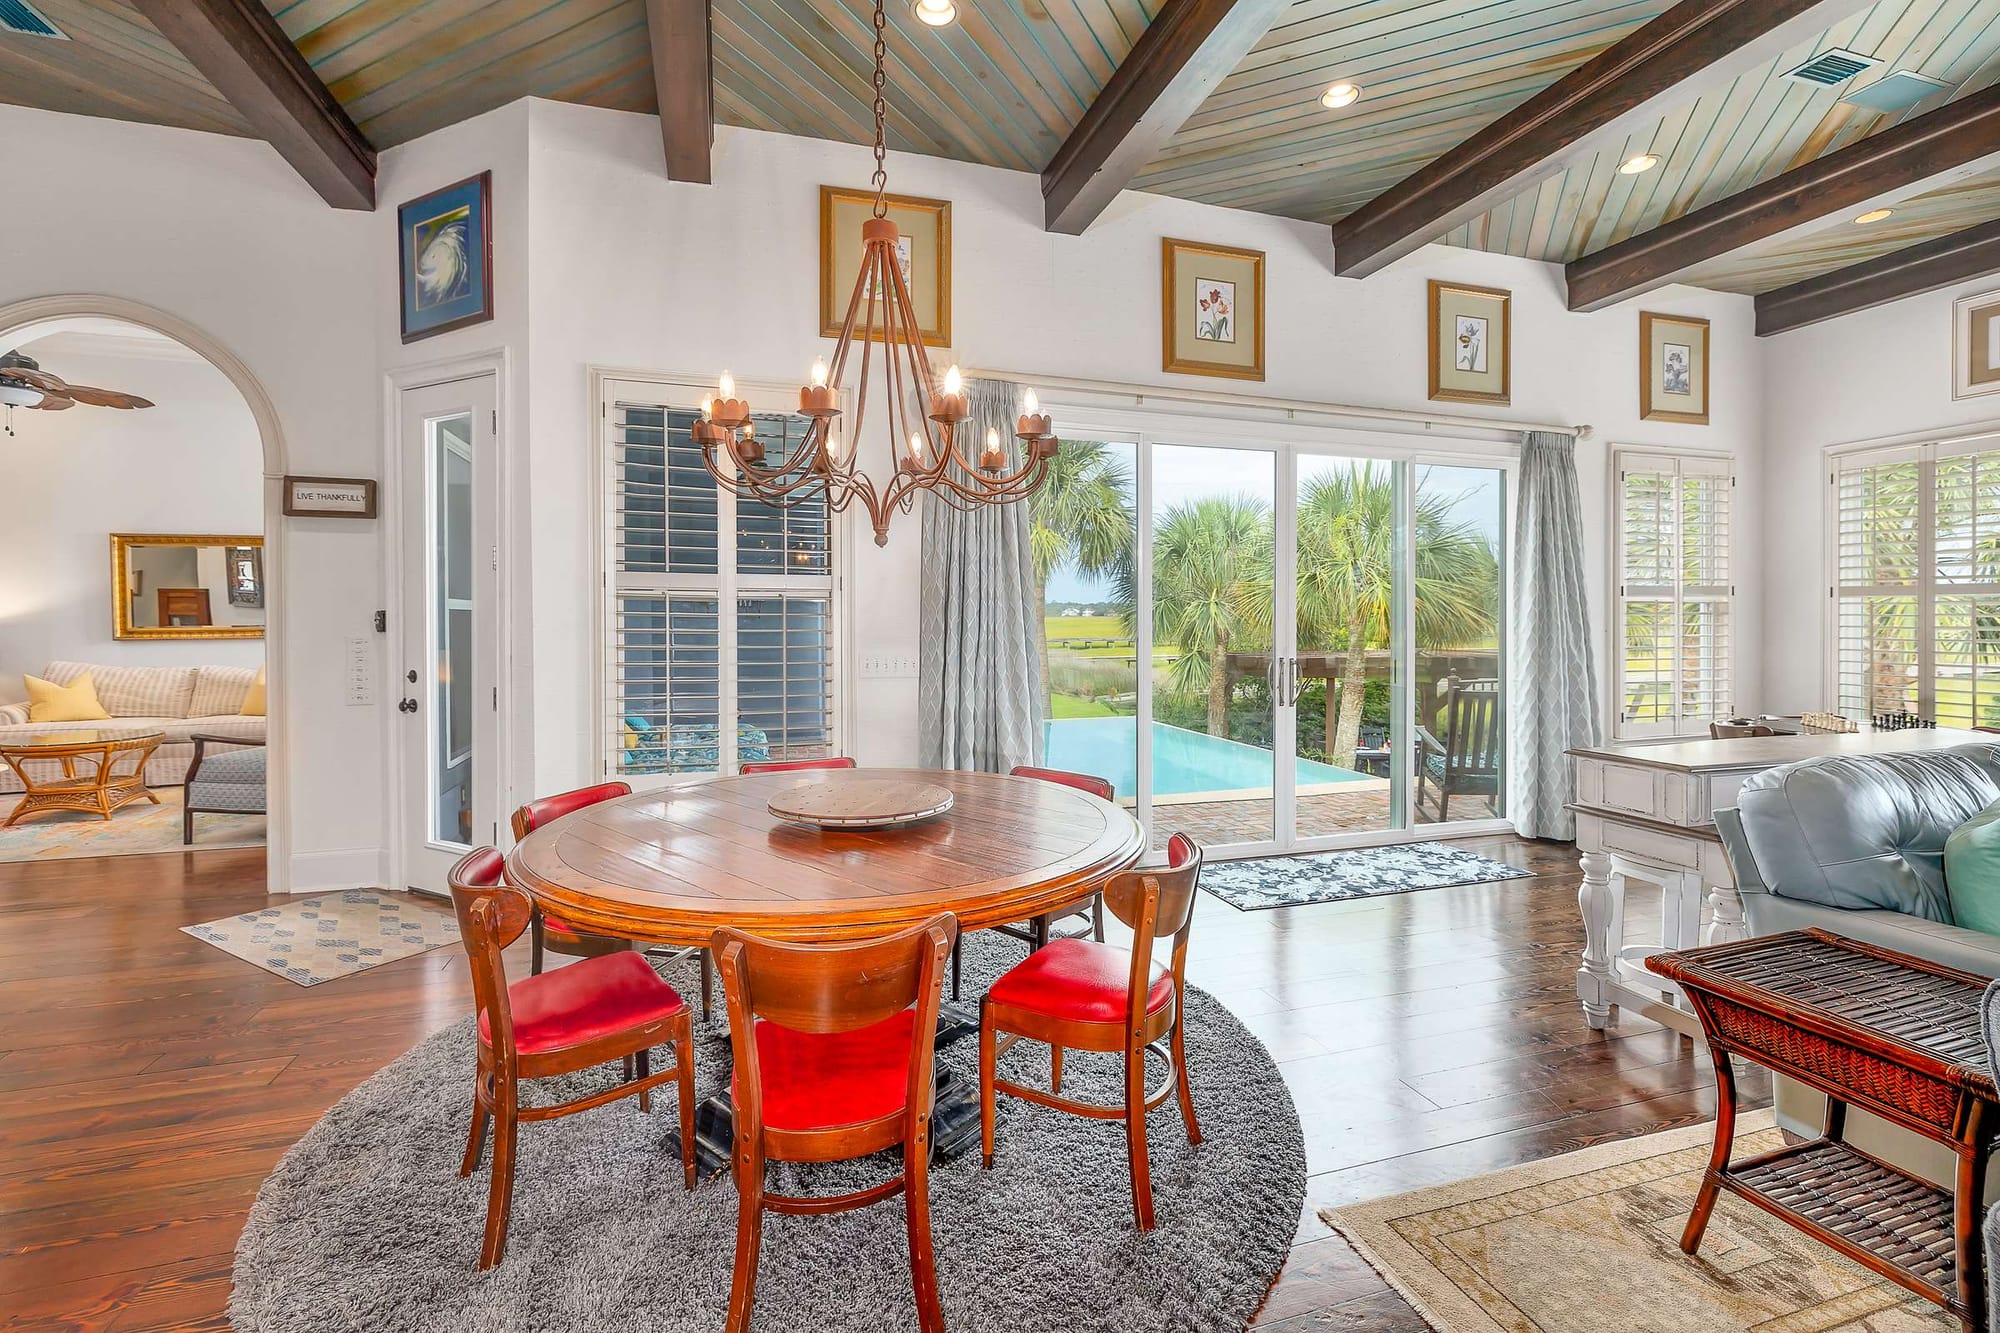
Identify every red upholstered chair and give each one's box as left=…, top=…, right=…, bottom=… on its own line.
left=739, top=756, right=858, bottom=774
left=713, top=913, right=956, bottom=1333
left=978, top=833, right=1204, bottom=1231
left=947, top=764, right=1118, bottom=1000
left=514, top=781, right=714, bottom=1018
left=511, top=782, right=638, bottom=976
left=447, top=847, right=696, bottom=1269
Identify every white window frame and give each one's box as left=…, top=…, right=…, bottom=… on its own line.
left=1825, top=434, right=2000, bottom=725
left=1610, top=446, right=1736, bottom=740
left=591, top=369, right=853, bottom=784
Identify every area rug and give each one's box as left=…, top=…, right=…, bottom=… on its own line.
left=182, top=889, right=459, bottom=986
left=1201, top=842, right=1533, bottom=911
left=229, top=937, right=1307, bottom=1333
left=0, top=787, right=263, bottom=862
left=1324, top=1109, right=1954, bottom=1332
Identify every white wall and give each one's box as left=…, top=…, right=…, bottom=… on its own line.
left=0, top=338, right=264, bottom=685
left=1761, top=285, right=2000, bottom=712
left=1, top=103, right=381, bottom=889
left=517, top=101, right=1765, bottom=791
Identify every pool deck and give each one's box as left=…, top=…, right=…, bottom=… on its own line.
left=1147, top=789, right=1500, bottom=848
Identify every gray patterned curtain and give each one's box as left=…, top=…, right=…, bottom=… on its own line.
left=918, top=378, right=1046, bottom=772
left=1510, top=430, right=1601, bottom=840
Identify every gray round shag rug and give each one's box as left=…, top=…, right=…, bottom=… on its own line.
left=230, top=935, right=1307, bottom=1333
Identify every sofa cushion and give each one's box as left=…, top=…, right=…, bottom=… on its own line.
left=1947, top=799, right=2000, bottom=936
left=24, top=672, right=110, bottom=723
left=1734, top=744, right=2000, bottom=924
left=189, top=665, right=259, bottom=718
left=43, top=660, right=197, bottom=719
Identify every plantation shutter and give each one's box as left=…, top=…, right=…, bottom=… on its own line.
left=1834, top=440, right=2000, bottom=727
left=603, top=379, right=837, bottom=780
left=1612, top=450, right=1733, bottom=738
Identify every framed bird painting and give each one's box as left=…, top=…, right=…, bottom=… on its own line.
left=398, top=172, right=493, bottom=343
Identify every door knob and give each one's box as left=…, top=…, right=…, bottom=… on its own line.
left=406, top=669, right=418, bottom=684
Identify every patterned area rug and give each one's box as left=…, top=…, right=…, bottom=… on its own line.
left=0, top=787, right=263, bottom=863
left=183, top=889, right=459, bottom=986
left=1200, top=842, right=1534, bottom=911
left=1325, top=1110, right=1954, bottom=1332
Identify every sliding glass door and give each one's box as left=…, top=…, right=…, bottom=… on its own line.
left=1036, top=420, right=1508, bottom=856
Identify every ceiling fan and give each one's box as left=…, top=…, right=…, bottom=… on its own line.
left=0, top=351, right=154, bottom=434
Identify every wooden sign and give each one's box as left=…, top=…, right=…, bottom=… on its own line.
left=284, top=476, right=378, bottom=519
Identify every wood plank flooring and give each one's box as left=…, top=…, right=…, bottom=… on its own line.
left=0, top=834, right=1764, bottom=1331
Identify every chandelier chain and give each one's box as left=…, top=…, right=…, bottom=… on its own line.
left=870, top=0, right=889, bottom=216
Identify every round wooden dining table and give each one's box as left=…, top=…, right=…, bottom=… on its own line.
left=503, top=767, right=1146, bottom=948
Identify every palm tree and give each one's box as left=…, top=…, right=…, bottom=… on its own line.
left=1128, top=495, right=1272, bottom=738
left=1283, top=465, right=1497, bottom=768
left=1029, top=440, right=1134, bottom=699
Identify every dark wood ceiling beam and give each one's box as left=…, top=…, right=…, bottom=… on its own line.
left=130, top=0, right=374, bottom=210
left=1568, top=82, right=2000, bottom=312
left=1755, top=216, right=2000, bottom=336
left=1329, top=0, right=1875, bottom=279
left=645, top=0, right=713, bottom=183
left=1043, top=0, right=1291, bottom=235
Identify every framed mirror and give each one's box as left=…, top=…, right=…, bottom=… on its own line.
left=111, top=533, right=264, bottom=640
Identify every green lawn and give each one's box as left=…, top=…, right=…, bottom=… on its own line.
left=1049, top=693, right=1118, bottom=719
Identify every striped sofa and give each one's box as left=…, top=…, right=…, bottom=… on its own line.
left=0, top=660, right=266, bottom=795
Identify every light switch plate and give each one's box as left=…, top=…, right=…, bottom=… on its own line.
left=344, top=636, right=374, bottom=706
left=859, top=653, right=920, bottom=678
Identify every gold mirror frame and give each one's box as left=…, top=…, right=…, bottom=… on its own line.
left=111, top=533, right=265, bottom=641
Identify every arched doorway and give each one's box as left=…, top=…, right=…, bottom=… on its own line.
left=0, top=295, right=290, bottom=887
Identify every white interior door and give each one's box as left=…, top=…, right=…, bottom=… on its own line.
left=398, top=375, right=499, bottom=890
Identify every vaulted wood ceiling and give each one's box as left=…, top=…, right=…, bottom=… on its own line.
left=7, top=0, right=2000, bottom=329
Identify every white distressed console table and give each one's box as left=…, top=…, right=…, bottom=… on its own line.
left=1567, top=727, right=1986, bottom=1034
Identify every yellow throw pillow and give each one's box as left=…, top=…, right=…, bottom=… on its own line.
left=239, top=666, right=267, bottom=717
left=25, top=672, right=111, bottom=723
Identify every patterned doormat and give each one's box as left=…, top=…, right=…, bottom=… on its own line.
left=1324, top=1109, right=1953, bottom=1332
left=1200, top=842, right=1533, bottom=911
left=182, top=889, right=460, bottom=986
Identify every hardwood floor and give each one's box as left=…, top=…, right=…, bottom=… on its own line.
left=0, top=834, right=1765, bottom=1331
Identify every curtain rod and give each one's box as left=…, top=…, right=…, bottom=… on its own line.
left=970, top=369, right=1591, bottom=441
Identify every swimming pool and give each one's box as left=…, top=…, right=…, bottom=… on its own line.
left=1042, top=717, right=1370, bottom=799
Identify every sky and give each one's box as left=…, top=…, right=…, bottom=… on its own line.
left=1043, top=444, right=1503, bottom=607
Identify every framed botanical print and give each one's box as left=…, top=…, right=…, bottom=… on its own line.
left=1640, top=312, right=1709, bottom=425
left=398, top=172, right=493, bottom=343
left=1428, top=280, right=1511, bottom=405
left=1953, top=287, right=2000, bottom=399
left=820, top=186, right=951, bottom=346
left=1162, top=238, right=1265, bottom=381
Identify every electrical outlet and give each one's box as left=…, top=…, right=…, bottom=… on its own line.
left=859, top=653, right=919, bottom=678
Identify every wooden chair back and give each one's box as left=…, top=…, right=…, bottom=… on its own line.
left=1437, top=677, right=1502, bottom=777
left=1010, top=764, right=1115, bottom=801
left=447, top=847, right=534, bottom=1062
left=1100, top=834, right=1204, bottom=978
left=713, top=915, right=955, bottom=1037
left=511, top=781, right=633, bottom=840
left=740, top=757, right=857, bottom=775
left=1709, top=721, right=1775, bottom=739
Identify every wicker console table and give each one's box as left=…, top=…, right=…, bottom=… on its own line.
left=1649, top=930, right=1996, bottom=1332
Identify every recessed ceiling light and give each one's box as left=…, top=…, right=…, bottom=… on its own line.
left=1854, top=207, right=1894, bottom=224
left=1320, top=82, right=1362, bottom=110
left=1619, top=152, right=1661, bottom=175
left=912, top=0, right=955, bottom=26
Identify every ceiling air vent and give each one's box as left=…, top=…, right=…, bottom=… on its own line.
left=1842, top=70, right=1954, bottom=114
left=1782, top=48, right=1879, bottom=87
left=0, top=0, right=65, bottom=39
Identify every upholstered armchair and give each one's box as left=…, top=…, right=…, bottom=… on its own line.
left=183, top=732, right=268, bottom=843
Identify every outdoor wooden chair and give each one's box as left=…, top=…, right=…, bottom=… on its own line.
left=1414, top=675, right=1501, bottom=822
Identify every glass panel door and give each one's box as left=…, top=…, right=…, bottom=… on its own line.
left=1411, top=463, right=1506, bottom=827
left=433, top=416, right=475, bottom=845
left=1144, top=444, right=1276, bottom=853
left=1291, top=455, right=1398, bottom=839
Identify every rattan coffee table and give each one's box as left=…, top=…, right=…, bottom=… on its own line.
left=0, top=728, right=164, bottom=826
left=1649, top=929, right=1997, bottom=1331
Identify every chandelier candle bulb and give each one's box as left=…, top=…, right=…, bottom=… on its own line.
left=800, top=358, right=838, bottom=416
left=711, top=371, right=751, bottom=428
left=931, top=365, right=970, bottom=422
left=979, top=427, right=1006, bottom=472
